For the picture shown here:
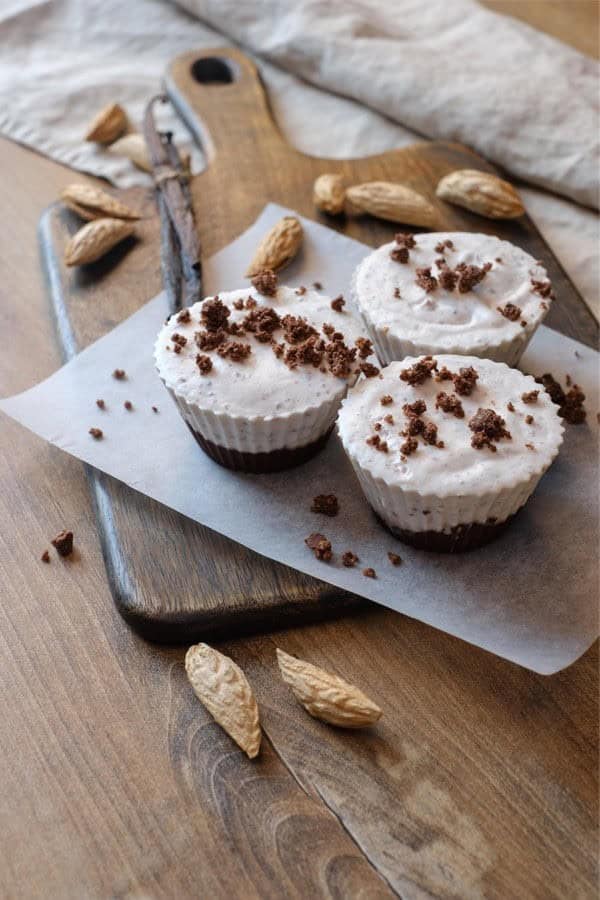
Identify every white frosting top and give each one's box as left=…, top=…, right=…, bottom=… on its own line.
left=154, top=286, right=371, bottom=418
left=352, top=232, right=552, bottom=351
left=337, top=355, right=564, bottom=496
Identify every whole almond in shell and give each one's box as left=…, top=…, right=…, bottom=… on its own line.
left=185, top=643, right=261, bottom=758
left=109, top=134, right=152, bottom=173
left=436, top=169, right=524, bottom=219
left=245, top=216, right=303, bottom=277
left=64, top=218, right=135, bottom=267
left=84, top=102, right=127, bottom=144
left=346, top=181, right=436, bottom=227
left=313, top=173, right=346, bottom=215
left=276, top=648, right=382, bottom=728
left=61, top=183, right=140, bottom=221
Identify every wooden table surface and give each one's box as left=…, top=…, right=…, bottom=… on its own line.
left=0, top=4, right=597, bottom=898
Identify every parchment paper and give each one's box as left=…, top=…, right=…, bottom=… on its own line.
left=1, top=205, right=598, bottom=674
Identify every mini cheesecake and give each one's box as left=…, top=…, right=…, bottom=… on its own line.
left=337, top=354, right=564, bottom=552
left=352, top=232, right=553, bottom=366
left=154, top=275, right=379, bottom=473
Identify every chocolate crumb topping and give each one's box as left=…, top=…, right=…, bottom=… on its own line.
left=295, top=285, right=307, bottom=296
left=507, top=401, right=515, bottom=412
left=388, top=551, right=402, bottom=566
left=403, top=415, right=424, bottom=436
left=326, top=340, right=357, bottom=378
left=176, top=308, right=191, bottom=324
left=525, top=415, right=534, bottom=424
left=283, top=336, right=324, bottom=370
left=455, top=262, right=491, bottom=293
left=403, top=399, right=427, bottom=417
left=497, top=303, right=522, bottom=322
left=400, top=356, right=437, bottom=385
left=415, top=267, right=438, bottom=293
left=243, top=306, right=281, bottom=342
left=469, top=408, right=511, bottom=451
left=437, top=261, right=458, bottom=291
left=217, top=341, right=252, bottom=362
left=373, top=422, right=382, bottom=432
left=96, top=399, right=105, bottom=409
left=395, top=233, right=416, bottom=249
left=394, top=287, right=401, bottom=299
left=313, top=281, right=323, bottom=290
left=434, top=241, right=446, bottom=254
left=566, top=374, right=572, bottom=386
left=422, top=422, right=442, bottom=446
left=282, top=314, right=318, bottom=344
left=400, top=436, right=418, bottom=456
left=390, top=246, right=410, bottom=264
left=444, top=239, right=455, bottom=250
left=495, top=257, right=502, bottom=263
left=384, top=414, right=394, bottom=425
left=251, top=269, right=278, bottom=296
left=124, top=401, right=133, bottom=411
left=51, top=529, right=73, bottom=557
left=232, top=298, right=244, bottom=310
left=355, top=337, right=374, bottom=359
left=89, top=427, right=103, bottom=439
left=360, top=362, right=380, bottom=378
left=245, top=297, right=257, bottom=309
left=525, top=443, right=535, bottom=451
left=41, top=549, right=50, bottom=563
left=112, top=369, right=126, bottom=380
left=201, top=297, right=230, bottom=332
left=520, top=320, right=527, bottom=328
left=436, top=391, right=464, bottom=418
left=435, top=366, right=453, bottom=383
left=331, top=295, right=345, bottom=312
left=342, top=551, right=358, bottom=568
left=453, top=366, right=479, bottom=396
left=305, top=532, right=332, bottom=561
left=362, top=567, right=376, bottom=579
left=531, top=278, right=553, bottom=299
left=381, top=395, right=393, bottom=406
left=195, top=329, right=227, bottom=352
left=311, top=494, right=339, bottom=517
left=322, top=323, right=335, bottom=338
left=366, top=433, right=388, bottom=453
left=521, top=390, right=539, bottom=404
left=196, top=353, right=212, bottom=375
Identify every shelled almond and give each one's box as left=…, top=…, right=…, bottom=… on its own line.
left=436, top=169, right=524, bottom=219
left=61, top=183, right=140, bottom=221
left=109, top=134, right=152, bottom=173
left=313, top=173, right=346, bottom=215
left=64, top=218, right=136, bottom=267
left=246, top=215, right=303, bottom=277
left=84, top=102, right=127, bottom=144
left=346, top=181, right=436, bottom=227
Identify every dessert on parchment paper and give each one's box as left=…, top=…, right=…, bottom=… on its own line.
left=337, top=354, right=564, bottom=552
left=155, top=272, right=379, bottom=473
left=352, top=232, right=553, bottom=366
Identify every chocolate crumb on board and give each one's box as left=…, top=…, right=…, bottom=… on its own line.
left=468, top=408, right=511, bottom=452
left=124, top=401, right=133, bottom=411
left=362, top=567, right=376, bottom=579
left=89, top=427, right=103, bottom=439
left=313, top=281, right=323, bottom=290
left=196, top=353, right=213, bottom=375
left=381, top=394, right=393, bottom=406
left=41, top=549, right=50, bottom=563
left=497, top=303, right=522, bottom=322
left=394, top=287, right=401, bottom=299
left=51, top=529, right=73, bottom=557
left=311, top=494, right=339, bottom=517
left=525, top=415, right=534, bottom=424
left=96, top=399, right=105, bottom=409
left=305, top=532, right=332, bottom=562
left=388, top=551, right=402, bottom=566
left=521, top=390, right=539, bottom=404
left=112, top=368, right=126, bottom=380
left=342, top=551, right=359, bottom=568
left=152, top=406, right=159, bottom=413
left=251, top=269, right=278, bottom=296
left=176, top=308, right=191, bottom=324
left=331, top=295, right=345, bottom=312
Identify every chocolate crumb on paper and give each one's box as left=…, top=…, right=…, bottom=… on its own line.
left=342, top=551, right=358, bottom=568
left=96, top=399, right=105, bottom=410
left=89, top=427, right=103, bottom=439
left=51, top=529, right=73, bottom=557
left=507, top=401, right=515, bottom=412
left=112, top=368, right=126, bottom=380
left=535, top=373, right=587, bottom=424
left=41, top=549, right=50, bottom=563
left=124, top=401, right=133, bottom=411
left=313, top=281, right=323, bottom=290
left=152, top=406, right=159, bottom=413
left=311, top=494, right=339, bottom=517
left=362, top=567, right=376, bottom=579
left=305, top=532, right=332, bottom=561
left=331, top=295, right=345, bottom=312
left=388, top=552, right=402, bottom=566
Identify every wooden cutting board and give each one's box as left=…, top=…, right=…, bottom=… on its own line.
left=39, top=46, right=599, bottom=642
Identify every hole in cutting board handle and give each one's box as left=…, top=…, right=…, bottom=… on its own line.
left=191, top=57, right=236, bottom=85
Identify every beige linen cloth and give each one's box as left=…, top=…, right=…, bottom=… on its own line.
left=1, top=0, right=597, bottom=314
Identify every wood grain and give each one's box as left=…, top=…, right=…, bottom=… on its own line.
left=0, top=3, right=597, bottom=897
left=40, top=45, right=598, bottom=641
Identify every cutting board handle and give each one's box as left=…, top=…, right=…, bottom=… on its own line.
left=166, top=47, right=287, bottom=164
